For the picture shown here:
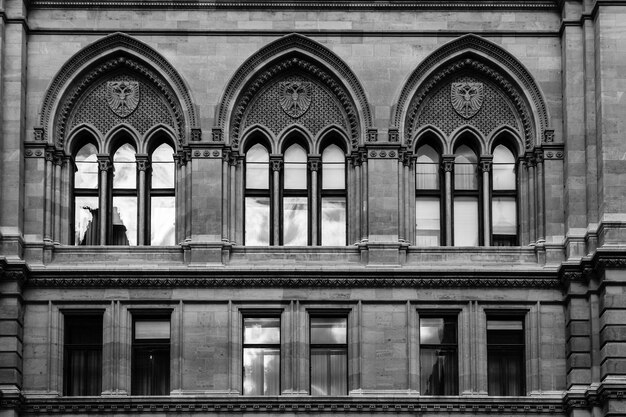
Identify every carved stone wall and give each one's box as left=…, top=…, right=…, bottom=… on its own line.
left=242, top=74, right=348, bottom=140
left=68, top=72, right=176, bottom=138
left=415, top=75, right=521, bottom=139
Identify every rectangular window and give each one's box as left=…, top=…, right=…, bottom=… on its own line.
left=487, top=318, right=525, bottom=396
left=310, top=316, right=348, bottom=395
left=64, top=314, right=103, bottom=396
left=132, top=317, right=171, bottom=395
left=419, top=316, right=458, bottom=395
left=243, top=316, right=280, bottom=395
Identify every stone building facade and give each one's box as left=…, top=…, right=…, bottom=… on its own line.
left=0, top=0, right=625, bottom=416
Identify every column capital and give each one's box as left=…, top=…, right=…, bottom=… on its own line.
left=135, top=154, right=150, bottom=171
left=479, top=155, right=493, bottom=172
left=97, top=154, right=112, bottom=172
left=441, top=154, right=455, bottom=172
left=307, top=154, right=321, bottom=171
left=269, top=154, right=283, bottom=172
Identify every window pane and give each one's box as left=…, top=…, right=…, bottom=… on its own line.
left=311, top=348, right=347, bottom=396
left=151, top=144, right=174, bottom=189
left=493, top=163, right=516, bottom=190
left=246, top=144, right=269, bottom=190
left=64, top=315, right=102, bottom=396
left=416, top=197, right=440, bottom=246
left=420, top=348, right=458, bottom=395
left=283, top=197, right=308, bottom=246
left=113, top=144, right=136, bottom=189
left=243, top=348, right=280, bottom=395
left=135, top=320, right=170, bottom=340
left=74, top=144, right=98, bottom=189
left=112, top=196, right=137, bottom=246
left=492, top=197, right=517, bottom=235
left=150, top=196, right=175, bottom=246
left=245, top=197, right=270, bottom=245
left=420, top=318, right=457, bottom=345
left=321, top=197, right=346, bottom=246
left=284, top=144, right=307, bottom=190
left=416, top=145, right=440, bottom=190
left=132, top=347, right=170, bottom=395
left=453, top=197, right=479, bottom=246
left=454, top=145, right=477, bottom=190
left=74, top=196, right=99, bottom=245
left=322, top=145, right=345, bottom=190
left=488, top=349, right=524, bottom=396
left=244, top=317, right=280, bottom=344
left=311, top=317, right=347, bottom=344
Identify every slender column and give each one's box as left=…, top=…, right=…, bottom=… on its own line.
left=173, top=153, right=183, bottom=244
left=44, top=149, right=55, bottom=242
left=409, top=156, right=417, bottom=245
left=308, top=155, right=320, bottom=245
left=352, top=153, right=362, bottom=244
left=519, top=158, right=529, bottom=245
left=270, top=155, right=283, bottom=245
left=534, top=149, right=545, bottom=242
left=360, top=149, right=368, bottom=241
left=236, top=154, right=245, bottom=245
left=442, top=155, right=455, bottom=246
left=229, top=152, right=239, bottom=244
left=97, top=155, right=112, bottom=245
left=184, top=150, right=192, bottom=241
left=526, top=153, right=537, bottom=244
left=60, top=156, right=72, bottom=244
left=398, top=153, right=405, bottom=242
left=480, top=156, right=493, bottom=246
left=222, top=150, right=230, bottom=242
left=135, top=154, right=149, bottom=246
left=53, top=153, right=65, bottom=244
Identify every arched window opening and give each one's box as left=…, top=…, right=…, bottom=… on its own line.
left=491, top=144, right=517, bottom=246
left=320, top=144, right=346, bottom=246
left=282, top=143, right=309, bottom=246
left=112, top=143, right=138, bottom=245
left=245, top=143, right=271, bottom=245
left=453, top=144, right=479, bottom=246
left=150, top=143, right=175, bottom=246
left=73, top=143, right=99, bottom=245
left=415, top=144, right=441, bottom=246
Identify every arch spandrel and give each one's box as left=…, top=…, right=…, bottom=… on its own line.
left=215, top=33, right=372, bottom=151
left=38, top=32, right=199, bottom=151
left=392, top=34, right=551, bottom=150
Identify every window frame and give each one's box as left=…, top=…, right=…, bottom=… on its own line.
left=318, top=142, right=348, bottom=246
left=486, top=314, right=527, bottom=396
left=414, top=142, right=444, bottom=246
left=280, top=142, right=311, bottom=246
left=308, top=312, right=349, bottom=396
left=241, top=312, right=282, bottom=396
left=451, top=142, right=482, bottom=246
left=72, top=142, right=101, bottom=246
left=130, top=311, right=172, bottom=396
left=418, top=311, right=459, bottom=396
left=489, top=143, right=519, bottom=246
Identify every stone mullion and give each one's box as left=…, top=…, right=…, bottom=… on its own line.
left=442, top=155, right=455, bottom=246
left=360, top=150, right=368, bottom=242
left=526, top=154, right=537, bottom=244
left=397, top=155, right=405, bottom=242
left=60, top=155, right=72, bottom=244
left=221, top=150, right=230, bottom=242
left=135, top=154, right=149, bottom=246
left=308, top=155, right=320, bottom=246
left=184, top=150, right=192, bottom=241
left=173, top=153, right=183, bottom=244
left=229, top=153, right=238, bottom=244
left=97, top=155, right=112, bottom=245
left=270, top=155, right=282, bottom=245
left=352, top=154, right=361, bottom=244
left=408, top=156, right=417, bottom=245
left=480, top=156, right=492, bottom=246
left=535, top=150, right=546, bottom=242
left=235, top=155, right=244, bottom=245
left=52, top=153, right=64, bottom=244
left=519, top=158, right=529, bottom=245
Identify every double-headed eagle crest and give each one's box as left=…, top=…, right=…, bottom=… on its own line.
left=451, top=82, right=484, bottom=119
left=106, top=81, right=140, bottom=118
left=279, top=81, right=312, bottom=118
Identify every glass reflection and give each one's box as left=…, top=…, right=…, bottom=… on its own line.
left=321, top=197, right=346, bottom=246
left=244, top=318, right=280, bottom=344
left=453, top=197, right=478, bottom=246
left=311, top=317, right=347, bottom=344
left=416, top=197, right=440, bottom=246
left=151, top=143, right=174, bottom=189
left=492, top=197, right=517, bottom=235
left=113, top=143, right=136, bottom=189
left=311, top=349, right=347, bottom=396
left=283, top=197, right=308, bottom=246
left=74, top=144, right=98, bottom=189
left=245, top=197, right=270, bottom=245
left=74, top=196, right=99, bottom=245
left=322, top=144, right=345, bottom=189
left=420, top=318, right=457, bottom=345
left=243, top=348, right=280, bottom=395
left=246, top=144, right=270, bottom=190
left=416, top=145, right=440, bottom=190
left=284, top=144, right=307, bottom=190
left=419, top=317, right=458, bottom=395
left=493, top=145, right=516, bottom=190
left=150, top=196, right=175, bottom=245
left=112, top=196, right=137, bottom=245
left=454, top=145, right=477, bottom=190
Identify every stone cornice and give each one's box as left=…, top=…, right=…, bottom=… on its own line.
left=28, top=0, right=559, bottom=10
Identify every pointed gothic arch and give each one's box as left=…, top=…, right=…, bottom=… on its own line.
left=37, top=32, right=199, bottom=150
left=392, top=34, right=551, bottom=150
left=214, top=33, right=373, bottom=151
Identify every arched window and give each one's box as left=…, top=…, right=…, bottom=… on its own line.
left=245, top=143, right=271, bottom=245
left=320, top=144, right=346, bottom=246
left=491, top=145, right=517, bottom=246
left=453, top=144, right=479, bottom=246
left=282, top=143, right=309, bottom=246
left=415, top=144, right=441, bottom=246
left=150, top=143, right=175, bottom=246
left=112, top=143, right=137, bottom=245
left=73, top=143, right=99, bottom=245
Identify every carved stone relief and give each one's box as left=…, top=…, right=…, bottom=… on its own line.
left=279, top=81, right=312, bottom=118
left=105, top=80, right=140, bottom=117
left=450, top=82, right=483, bottom=119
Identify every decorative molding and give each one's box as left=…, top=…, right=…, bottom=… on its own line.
left=543, top=150, right=563, bottom=160
left=29, top=1, right=560, bottom=10
left=388, top=128, right=399, bottom=143
left=442, top=155, right=455, bottom=172
left=367, top=149, right=398, bottom=159
left=190, top=128, right=202, bottom=142
left=38, top=33, right=198, bottom=146
left=479, top=156, right=492, bottom=172
left=135, top=155, right=150, bottom=171
left=211, top=128, right=223, bottom=142
left=366, top=128, right=378, bottom=143
left=216, top=33, right=372, bottom=145
left=307, top=155, right=321, bottom=172
left=97, top=155, right=112, bottom=171
left=230, top=57, right=359, bottom=150
left=33, top=126, right=45, bottom=141
left=395, top=34, right=549, bottom=148
left=543, top=129, right=555, bottom=143
left=191, top=147, right=223, bottom=159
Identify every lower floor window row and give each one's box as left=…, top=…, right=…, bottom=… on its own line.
left=64, top=313, right=525, bottom=397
